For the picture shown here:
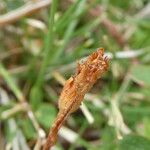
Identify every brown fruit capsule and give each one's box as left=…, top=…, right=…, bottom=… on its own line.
left=43, top=48, right=109, bottom=150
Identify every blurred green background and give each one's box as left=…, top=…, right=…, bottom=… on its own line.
left=0, top=0, right=150, bottom=150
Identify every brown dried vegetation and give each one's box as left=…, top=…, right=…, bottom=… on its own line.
left=43, top=48, right=109, bottom=150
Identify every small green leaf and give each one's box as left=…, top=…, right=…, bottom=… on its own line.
left=19, top=118, right=36, bottom=140
left=131, top=65, right=150, bottom=86
left=30, top=86, right=43, bottom=110
left=35, top=103, right=56, bottom=129
left=143, top=118, right=150, bottom=139
left=119, top=135, right=150, bottom=150
left=100, top=126, right=117, bottom=150
left=122, top=106, right=150, bottom=126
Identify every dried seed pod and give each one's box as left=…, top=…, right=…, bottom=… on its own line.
left=58, top=48, right=108, bottom=113
left=43, top=48, right=109, bottom=150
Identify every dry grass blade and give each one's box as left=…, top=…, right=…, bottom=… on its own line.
left=0, top=0, right=51, bottom=27
left=43, top=48, right=109, bottom=150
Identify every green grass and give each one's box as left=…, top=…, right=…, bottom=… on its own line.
left=0, top=0, right=150, bottom=150
left=30, top=0, right=58, bottom=109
